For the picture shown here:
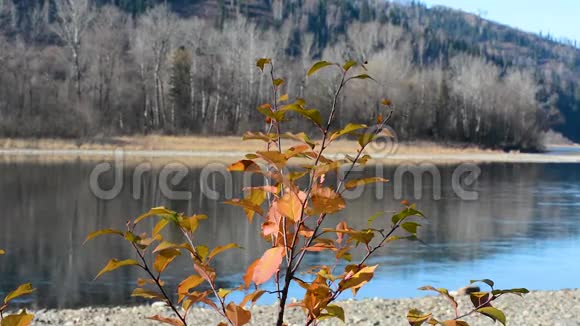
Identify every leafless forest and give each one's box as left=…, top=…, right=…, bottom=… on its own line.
left=1, top=0, right=578, bottom=150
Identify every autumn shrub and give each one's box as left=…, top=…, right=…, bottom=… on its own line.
left=87, top=59, right=528, bottom=326
left=0, top=249, right=36, bottom=326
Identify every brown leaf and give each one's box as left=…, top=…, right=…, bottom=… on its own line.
left=146, top=315, right=184, bottom=326
left=225, top=302, right=252, bottom=326
left=311, top=187, right=346, bottom=215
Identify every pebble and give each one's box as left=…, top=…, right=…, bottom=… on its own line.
left=23, top=289, right=580, bottom=325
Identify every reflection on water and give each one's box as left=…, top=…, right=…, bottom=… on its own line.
left=0, top=159, right=579, bottom=308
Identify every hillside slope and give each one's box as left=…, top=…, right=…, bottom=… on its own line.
left=0, top=0, right=578, bottom=147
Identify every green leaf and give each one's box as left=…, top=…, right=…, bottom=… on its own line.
left=357, top=133, right=375, bottom=147
left=84, top=228, right=123, bottom=244
left=1, top=309, right=34, bottom=326
left=392, top=204, right=425, bottom=224
left=131, top=288, right=165, bottom=300
left=280, top=104, right=322, bottom=127
left=319, top=304, right=345, bottom=322
left=257, top=104, right=286, bottom=122
left=4, top=283, right=35, bottom=304
left=330, top=123, right=367, bottom=141
left=307, top=61, right=334, bottom=76
left=256, top=58, right=271, bottom=71
left=470, top=279, right=495, bottom=288
left=343, top=60, right=357, bottom=71
left=350, top=74, right=375, bottom=81
left=476, top=307, right=506, bottom=325
left=367, top=211, right=385, bottom=226
left=492, top=288, right=530, bottom=296
left=401, top=221, right=421, bottom=235
left=95, top=259, right=140, bottom=280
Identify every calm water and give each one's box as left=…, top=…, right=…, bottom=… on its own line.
left=1, top=158, right=579, bottom=309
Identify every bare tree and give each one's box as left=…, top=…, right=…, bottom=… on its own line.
left=52, top=0, right=95, bottom=100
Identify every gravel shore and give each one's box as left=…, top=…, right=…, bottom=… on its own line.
left=28, top=289, right=580, bottom=326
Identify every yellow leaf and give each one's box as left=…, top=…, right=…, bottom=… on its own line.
left=224, top=199, right=264, bottom=222
left=94, top=259, right=140, bottom=280
left=329, top=123, right=367, bottom=142
left=134, top=207, right=175, bottom=224
left=0, top=249, right=5, bottom=255
left=4, top=284, right=35, bottom=304
left=338, top=265, right=377, bottom=295
left=131, top=288, right=165, bottom=300
left=256, top=58, right=271, bottom=72
left=1, top=309, right=34, bottom=326
left=276, top=191, right=305, bottom=223
left=407, top=309, right=432, bottom=326
left=277, top=93, right=289, bottom=103
left=209, top=243, right=241, bottom=260
left=381, top=98, right=392, bottom=106
left=252, top=247, right=285, bottom=285
left=344, top=177, right=389, bottom=190
left=153, top=249, right=181, bottom=273
left=217, top=288, right=233, bottom=298
left=153, top=219, right=169, bottom=236
left=343, top=60, right=357, bottom=71
left=256, top=151, right=288, bottom=169
left=83, top=228, right=123, bottom=244
left=307, top=61, right=335, bottom=77
left=196, top=245, right=209, bottom=262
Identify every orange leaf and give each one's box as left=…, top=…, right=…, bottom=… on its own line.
left=228, top=160, right=262, bottom=173
left=147, top=315, right=184, bottom=326
left=177, top=275, right=204, bottom=302
left=244, top=259, right=260, bottom=289
left=344, top=177, right=389, bottom=190
left=1, top=309, right=34, bottom=326
left=240, top=290, right=266, bottom=307
left=225, top=302, right=252, bottom=326
left=252, top=247, right=285, bottom=285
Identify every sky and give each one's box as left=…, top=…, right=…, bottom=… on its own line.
left=421, top=0, right=580, bottom=43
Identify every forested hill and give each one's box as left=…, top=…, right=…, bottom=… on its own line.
left=0, top=0, right=579, bottom=150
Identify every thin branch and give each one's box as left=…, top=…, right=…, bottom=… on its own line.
left=131, top=243, right=187, bottom=326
